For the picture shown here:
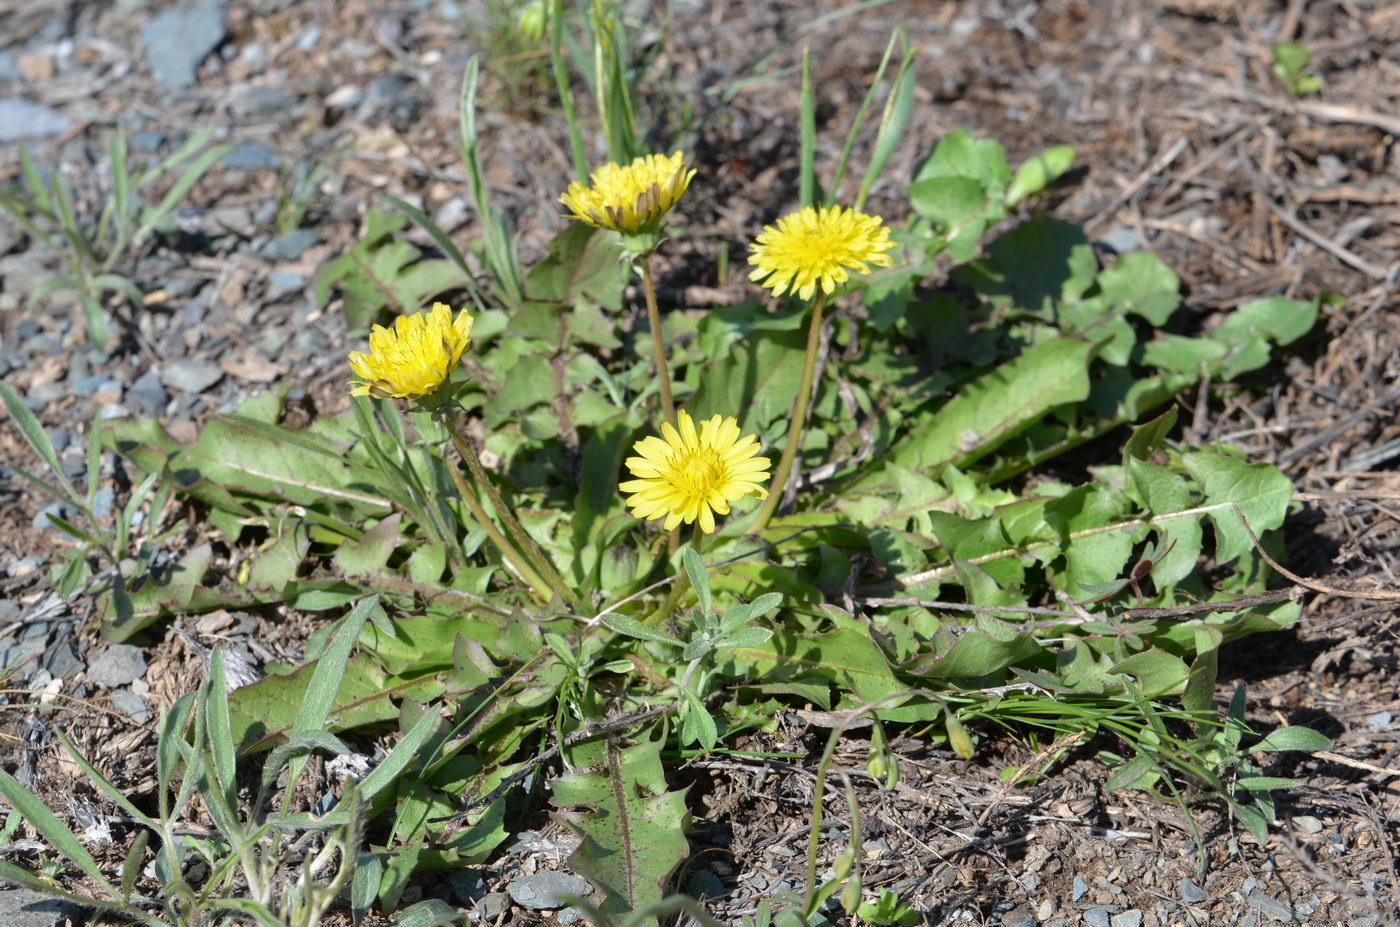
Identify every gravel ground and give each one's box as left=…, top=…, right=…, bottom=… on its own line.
left=2, top=1, right=1399, bottom=924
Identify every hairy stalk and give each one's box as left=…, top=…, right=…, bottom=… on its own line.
left=640, top=257, right=676, bottom=425
left=443, top=415, right=580, bottom=609
left=752, top=291, right=826, bottom=531
left=439, top=431, right=552, bottom=601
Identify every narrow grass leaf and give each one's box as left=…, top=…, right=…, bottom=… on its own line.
left=0, top=381, right=79, bottom=503
left=207, top=649, right=237, bottom=810
left=857, top=37, right=916, bottom=211
left=831, top=28, right=900, bottom=201
left=358, top=705, right=441, bottom=802
left=132, top=142, right=234, bottom=247
left=1251, top=726, right=1331, bottom=753
left=0, top=769, right=116, bottom=895
left=119, top=829, right=149, bottom=902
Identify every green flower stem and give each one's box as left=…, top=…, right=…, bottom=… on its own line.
left=640, top=257, right=676, bottom=425
left=439, top=441, right=553, bottom=602
left=752, top=291, right=826, bottom=532
left=444, top=417, right=581, bottom=610
left=645, top=530, right=703, bottom=627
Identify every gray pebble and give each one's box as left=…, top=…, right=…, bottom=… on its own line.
left=1000, top=908, right=1037, bottom=927
left=126, top=368, right=169, bottom=416
left=1364, top=711, right=1391, bottom=732
left=87, top=643, right=147, bottom=688
left=71, top=373, right=118, bottom=397
left=0, top=99, right=73, bottom=143
left=0, top=52, right=19, bottom=82
left=1100, top=224, right=1140, bottom=254
left=130, top=130, right=167, bottom=153
left=0, top=887, right=84, bottom=927
left=359, top=74, right=415, bottom=115
left=1110, top=912, right=1142, bottom=927
left=6, top=556, right=43, bottom=578
left=235, top=87, right=299, bottom=118
left=42, top=642, right=83, bottom=681
left=1291, top=815, right=1323, bottom=835
left=1072, top=876, right=1088, bottom=902
left=161, top=359, right=224, bottom=393
left=261, top=228, right=319, bottom=261
left=267, top=272, right=306, bottom=299
left=0, top=255, right=52, bottom=297
left=505, top=871, right=591, bottom=910
left=557, top=909, right=582, bottom=925
left=109, top=689, right=152, bottom=724
left=91, top=487, right=116, bottom=520
left=1246, top=890, right=1295, bottom=923
left=473, top=892, right=509, bottom=920
left=449, top=870, right=486, bottom=904
left=433, top=196, right=469, bottom=232
left=222, top=142, right=280, bottom=171
left=1083, top=908, right=1111, bottom=927
left=686, top=870, right=725, bottom=900
left=142, top=1, right=227, bottom=89
left=32, top=501, right=74, bottom=531
left=1180, top=878, right=1208, bottom=904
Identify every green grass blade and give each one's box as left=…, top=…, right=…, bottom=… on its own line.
left=92, top=273, right=147, bottom=310
left=458, top=57, right=523, bottom=307
left=0, top=769, right=117, bottom=896
left=830, top=28, right=900, bottom=202
left=105, top=125, right=131, bottom=251
left=856, top=37, right=916, bottom=212
left=131, top=142, right=234, bottom=250
left=0, top=380, right=80, bottom=503
left=206, top=649, right=237, bottom=812
left=358, top=706, right=441, bottom=802
left=550, top=0, right=588, bottom=180
left=799, top=48, right=816, bottom=208
left=381, top=193, right=486, bottom=311
left=18, top=146, right=49, bottom=205
left=132, top=125, right=215, bottom=188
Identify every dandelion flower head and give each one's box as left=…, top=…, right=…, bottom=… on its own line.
left=620, top=410, right=771, bottom=534
left=348, top=302, right=473, bottom=402
left=560, top=151, right=695, bottom=240
left=748, top=204, right=895, bottom=300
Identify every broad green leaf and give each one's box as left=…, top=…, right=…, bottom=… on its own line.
left=229, top=653, right=402, bottom=752
left=1127, top=458, right=1201, bottom=587
left=1251, top=727, right=1331, bottom=753
left=1104, top=754, right=1159, bottom=792
left=104, top=544, right=213, bottom=641
left=906, top=176, right=992, bottom=263
left=551, top=735, right=689, bottom=925
left=891, top=338, right=1095, bottom=470
left=1181, top=452, right=1292, bottom=564
left=1094, top=252, right=1180, bottom=325
left=1005, top=144, right=1075, bottom=207
left=913, top=129, right=1011, bottom=195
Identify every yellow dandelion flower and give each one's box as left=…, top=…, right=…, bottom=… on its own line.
left=560, top=151, right=695, bottom=252
left=347, top=302, right=473, bottom=403
left=747, top=204, right=896, bottom=300
left=620, top=410, right=771, bottom=535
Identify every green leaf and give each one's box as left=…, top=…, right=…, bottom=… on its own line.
left=891, top=338, right=1095, bottom=470
left=907, top=176, right=992, bottom=263
left=1004, top=144, right=1075, bottom=207
left=1251, top=726, right=1331, bottom=753
left=913, top=129, right=1011, bottom=195
left=0, top=381, right=79, bottom=504
left=0, top=770, right=116, bottom=896
left=104, top=543, right=213, bottom=641
left=601, top=613, right=684, bottom=647
left=1236, top=776, right=1303, bottom=790
left=1181, top=452, right=1293, bottom=564
left=1094, top=252, right=1180, bottom=325
left=1104, top=754, right=1159, bottom=792
left=228, top=654, right=402, bottom=752
left=552, top=735, right=689, bottom=924
left=683, top=548, right=712, bottom=617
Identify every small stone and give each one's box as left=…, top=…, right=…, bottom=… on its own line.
left=126, top=368, right=169, bottom=416
left=1180, top=879, right=1208, bottom=904
left=260, top=228, right=319, bottom=261
left=267, top=272, right=305, bottom=299
left=1291, top=815, right=1323, bottom=835
left=6, top=555, right=43, bottom=578
left=433, top=196, right=469, bottom=232
left=1083, top=908, right=1111, bottom=927
left=1072, top=876, right=1089, bottom=902
left=449, top=870, right=486, bottom=904
left=17, top=53, right=55, bottom=82
left=557, top=909, right=583, bottom=925
left=474, top=892, right=509, bottom=920
left=686, top=870, right=725, bottom=900
left=0, top=99, right=73, bottom=142
left=130, top=130, right=166, bottom=153
left=0, top=255, right=52, bottom=296
left=0, top=52, right=20, bottom=82
left=1101, top=224, right=1139, bottom=254
left=108, top=689, right=151, bottom=724
left=142, top=1, right=227, bottom=89
left=87, top=643, right=148, bottom=688
left=0, top=887, right=84, bottom=927
left=235, top=87, right=299, bottom=118
left=161, top=359, right=224, bottom=393
left=1110, top=912, right=1142, bottom=927
left=222, top=142, right=279, bottom=171
left=91, top=487, right=115, bottom=520
left=1246, top=890, right=1295, bottom=923
left=1364, top=711, right=1391, bottom=732
left=325, top=84, right=363, bottom=109
left=1000, top=908, right=1037, bottom=927
left=32, top=501, right=73, bottom=531
left=42, top=643, right=83, bottom=681
left=505, top=871, right=591, bottom=910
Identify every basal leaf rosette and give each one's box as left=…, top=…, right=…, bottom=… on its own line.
left=620, top=410, right=771, bottom=534
left=347, top=302, right=473, bottom=408
left=560, top=151, right=695, bottom=255
left=748, top=204, right=896, bottom=300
